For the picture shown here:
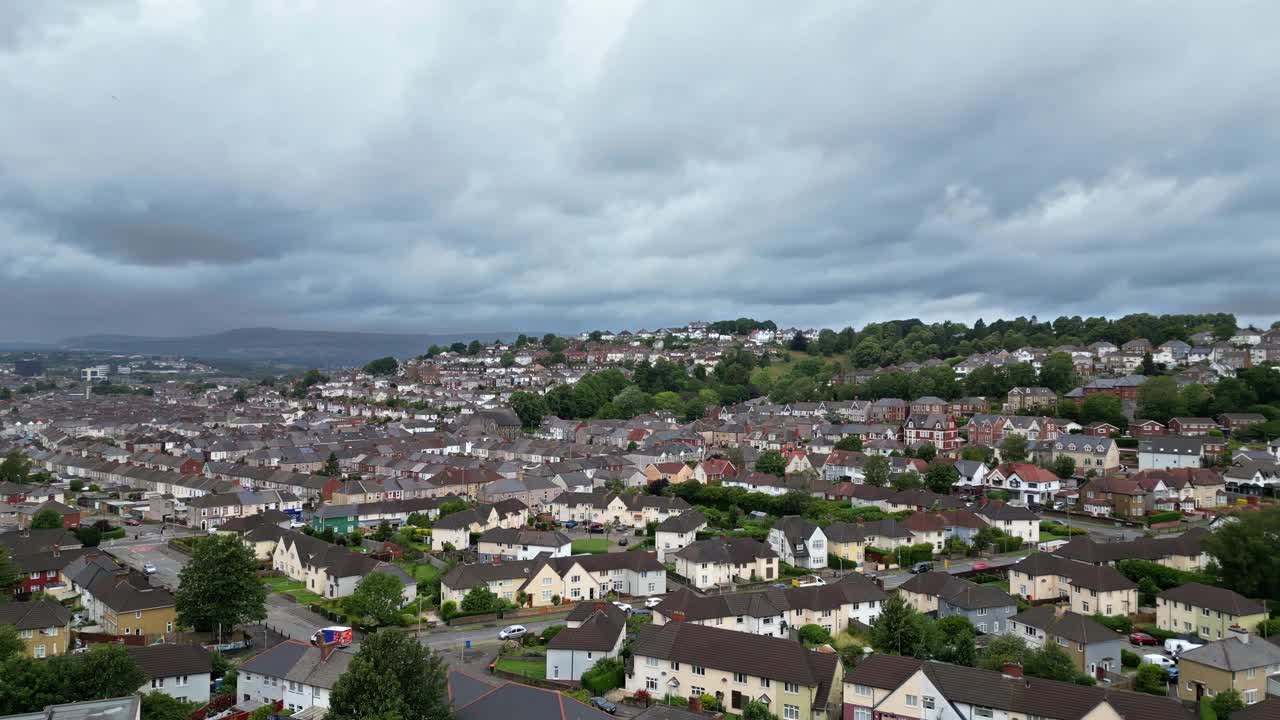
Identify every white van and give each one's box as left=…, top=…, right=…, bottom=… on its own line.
left=1142, top=654, right=1176, bottom=669
left=1164, top=639, right=1202, bottom=657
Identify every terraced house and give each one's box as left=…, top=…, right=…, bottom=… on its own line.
left=1007, top=553, right=1138, bottom=617
left=272, top=530, right=416, bottom=602
left=440, top=551, right=666, bottom=607
left=1156, top=583, right=1268, bottom=641
left=546, top=491, right=691, bottom=529
left=429, top=499, right=529, bottom=551
left=824, top=519, right=916, bottom=571
left=626, top=622, right=842, bottom=720
left=653, top=574, right=886, bottom=637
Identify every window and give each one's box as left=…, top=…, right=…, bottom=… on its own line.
left=176, top=676, right=188, bottom=687
left=646, top=657, right=658, bottom=667
left=692, top=665, right=706, bottom=676
left=671, top=661, right=680, bottom=670
left=854, top=710, right=872, bottom=720
left=734, top=672, right=747, bottom=684
left=783, top=705, right=800, bottom=720
left=974, top=707, right=994, bottom=718
left=152, top=678, right=165, bottom=689
left=821, top=609, right=832, bottom=618
left=853, top=684, right=871, bottom=697
left=692, top=686, right=705, bottom=697
left=646, top=677, right=658, bottom=691
left=761, top=678, right=771, bottom=688
left=977, top=607, right=987, bottom=616
left=1202, top=626, right=1211, bottom=637
left=977, top=623, right=987, bottom=633
left=571, top=575, right=581, bottom=583
left=737, top=616, right=745, bottom=625
left=1082, top=602, right=1090, bottom=613
left=905, top=695, right=918, bottom=707
left=1245, top=689, right=1258, bottom=704
left=784, top=682, right=799, bottom=694
left=1202, top=608, right=1210, bottom=616
left=1056, top=637, right=1068, bottom=647
left=923, top=697, right=935, bottom=710
left=1246, top=668, right=1257, bottom=679
left=543, top=577, right=552, bottom=585
left=135, top=611, right=142, bottom=619
left=35, top=645, right=46, bottom=658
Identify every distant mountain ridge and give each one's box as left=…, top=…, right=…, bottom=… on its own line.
left=60, top=327, right=524, bottom=367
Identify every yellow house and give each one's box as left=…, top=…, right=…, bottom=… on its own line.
left=0, top=600, right=72, bottom=658
left=626, top=621, right=841, bottom=720
left=823, top=520, right=915, bottom=572
left=101, top=585, right=177, bottom=638
left=1176, top=632, right=1280, bottom=706
left=1007, top=553, right=1137, bottom=617
left=671, top=538, right=778, bottom=591
left=1157, top=583, right=1269, bottom=641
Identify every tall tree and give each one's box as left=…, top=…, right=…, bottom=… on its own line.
left=863, top=455, right=890, bottom=487
left=327, top=630, right=450, bottom=720
left=362, top=356, right=399, bottom=376
left=344, top=572, right=407, bottom=627
left=1210, top=689, right=1245, bottom=718
left=834, top=436, right=863, bottom=452
left=175, top=535, right=267, bottom=632
left=1203, top=505, right=1280, bottom=601
left=0, top=547, right=20, bottom=597
left=1037, top=352, right=1076, bottom=394
left=977, top=633, right=1029, bottom=671
left=1053, top=455, right=1077, bottom=479
left=141, top=692, right=198, bottom=720
left=923, top=462, right=958, bottom=494
left=508, top=391, right=548, bottom=429
left=1135, top=376, right=1184, bottom=424
left=0, top=451, right=31, bottom=484
left=931, top=616, right=976, bottom=666
left=870, top=595, right=926, bottom=657
left=999, top=435, right=1029, bottom=463
left=754, top=450, right=787, bottom=478
left=30, top=509, right=63, bottom=530
left=318, top=452, right=341, bottom=477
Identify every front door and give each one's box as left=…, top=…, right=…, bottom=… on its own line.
left=732, top=691, right=743, bottom=710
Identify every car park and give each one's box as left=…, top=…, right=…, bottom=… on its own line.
left=498, top=624, right=528, bottom=640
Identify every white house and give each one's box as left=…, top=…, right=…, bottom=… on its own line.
left=655, top=510, right=707, bottom=562
left=546, top=603, right=627, bottom=681
left=238, top=641, right=353, bottom=713
left=475, top=527, right=571, bottom=561
left=1138, top=437, right=1204, bottom=471
left=127, top=645, right=213, bottom=704
left=768, top=516, right=828, bottom=570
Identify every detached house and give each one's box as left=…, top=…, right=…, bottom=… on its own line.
left=767, top=516, right=828, bottom=571
left=546, top=602, right=627, bottom=681
left=238, top=640, right=353, bottom=713
left=975, top=501, right=1040, bottom=546
left=984, top=463, right=1062, bottom=507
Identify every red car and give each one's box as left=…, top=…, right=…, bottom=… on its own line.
left=1129, top=632, right=1159, bottom=646
left=971, top=562, right=989, bottom=571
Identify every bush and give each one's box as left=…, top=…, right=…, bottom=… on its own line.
left=1121, top=649, right=1140, bottom=669
left=1146, top=510, right=1182, bottom=526
left=581, top=657, right=625, bottom=695
left=662, top=695, right=690, bottom=708
left=1091, top=614, right=1133, bottom=633
left=700, top=694, right=723, bottom=712
left=541, top=625, right=565, bottom=643
left=1134, top=664, right=1169, bottom=695
left=798, top=624, right=833, bottom=645
left=440, top=601, right=457, bottom=620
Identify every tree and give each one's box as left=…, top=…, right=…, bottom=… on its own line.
left=891, top=471, right=923, bottom=492
left=1136, top=376, right=1184, bottom=424
left=924, top=462, right=958, bottom=494
left=466, top=340, right=482, bottom=356
left=1140, top=351, right=1156, bottom=376
left=1053, top=455, right=1077, bottom=479
left=863, top=455, right=890, bottom=487
left=175, top=535, right=267, bottom=632
left=1038, top=352, right=1076, bottom=393
left=834, top=436, right=863, bottom=452
left=499, top=352, right=516, bottom=368
left=318, top=452, right=341, bottom=477
left=508, top=391, right=548, bottom=430
left=755, top=450, right=787, bottom=478
left=232, top=388, right=248, bottom=403
left=68, top=479, right=84, bottom=493
left=53, top=644, right=146, bottom=705
left=1079, top=393, right=1126, bottom=428
left=0, top=451, right=31, bottom=484
left=363, top=356, right=399, bottom=376
left=141, top=692, right=198, bottom=720
left=0, top=547, right=21, bottom=597
left=344, top=572, right=407, bottom=626
left=870, top=595, right=926, bottom=657
left=999, top=435, right=1029, bottom=463
left=931, top=616, right=976, bottom=666
left=1134, top=664, right=1169, bottom=695
left=1210, top=689, right=1245, bottom=718
left=1024, top=643, right=1082, bottom=683
left=789, top=332, right=809, bottom=352
left=438, top=499, right=468, bottom=519
left=978, top=633, right=1029, bottom=671
left=373, top=520, right=394, bottom=542
left=1203, top=505, right=1280, bottom=601
left=328, top=629, right=450, bottom=720
left=0, top=626, right=23, bottom=660
left=30, top=509, right=64, bottom=530
left=460, top=586, right=501, bottom=614
left=798, top=624, right=833, bottom=645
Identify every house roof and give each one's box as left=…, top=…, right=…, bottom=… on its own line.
left=671, top=537, right=776, bottom=565
left=478, top=527, right=571, bottom=548
left=1234, top=697, right=1280, bottom=720
left=1138, top=437, right=1204, bottom=455
left=1010, top=606, right=1122, bottom=645
left=125, top=644, right=213, bottom=679
left=0, top=600, right=71, bottom=631
left=1179, top=635, right=1280, bottom=671
left=1158, top=583, right=1266, bottom=616
left=238, top=640, right=353, bottom=690
left=547, top=605, right=625, bottom=652
left=655, top=510, right=707, bottom=534
left=451, top=676, right=614, bottom=720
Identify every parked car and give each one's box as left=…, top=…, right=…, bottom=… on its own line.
left=124, top=517, right=141, bottom=526
left=1167, top=666, right=1180, bottom=681
left=617, top=536, right=628, bottom=546
left=644, top=596, right=663, bottom=609
left=910, top=562, right=933, bottom=574
left=1128, top=632, right=1160, bottom=646
left=289, top=520, right=306, bottom=529
left=971, top=562, right=989, bottom=571
left=1048, top=519, right=1067, bottom=526
left=612, top=601, right=633, bottom=614
left=588, top=523, right=606, bottom=534
left=564, top=521, right=578, bottom=529
left=498, top=625, right=527, bottom=640
left=589, top=697, right=618, bottom=714
left=792, top=575, right=826, bottom=588
left=142, top=562, right=157, bottom=575
left=1142, top=653, right=1176, bottom=670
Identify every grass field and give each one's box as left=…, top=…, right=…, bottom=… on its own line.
left=395, top=560, right=441, bottom=584
left=263, top=576, right=325, bottom=605
left=496, top=657, right=546, bottom=678
left=571, top=538, right=609, bottom=554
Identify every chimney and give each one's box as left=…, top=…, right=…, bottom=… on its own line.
left=1001, top=662, right=1023, bottom=679
left=1228, top=625, right=1250, bottom=644
left=594, top=602, right=606, bottom=613
left=320, top=641, right=337, bottom=662
left=671, top=611, right=686, bottom=623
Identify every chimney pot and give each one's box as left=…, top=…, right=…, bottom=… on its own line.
left=1001, top=662, right=1023, bottom=679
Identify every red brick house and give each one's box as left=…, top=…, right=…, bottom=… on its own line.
left=1218, top=414, right=1266, bottom=434
left=17, top=501, right=80, bottom=530
left=1129, top=419, right=1166, bottom=439
left=903, top=414, right=960, bottom=451
left=1084, top=422, right=1119, bottom=437
left=1168, top=417, right=1217, bottom=436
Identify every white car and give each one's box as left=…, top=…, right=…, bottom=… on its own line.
left=290, top=520, right=306, bottom=529
left=644, top=597, right=663, bottom=609
left=611, top=601, right=633, bottom=614
left=142, top=562, right=158, bottom=575
left=1142, top=653, right=1176, bottom=669
left=498, top=625, right=527, bottom=640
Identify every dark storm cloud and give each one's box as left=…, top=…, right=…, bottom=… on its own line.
left=0, top=1, right=1278, bottom=341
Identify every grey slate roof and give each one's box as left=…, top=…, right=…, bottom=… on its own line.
left=238, top=640, right=354, bottom=689
left=1179, top=636, right=1280, bottom=671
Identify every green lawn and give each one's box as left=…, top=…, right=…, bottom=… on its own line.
left=263, top=576, right=325, bottom=605
left=571, top=538, right=609, bottom=555
left=396, top=560, right=441, bottom=584
left=496, top=657, right=546, bottom=678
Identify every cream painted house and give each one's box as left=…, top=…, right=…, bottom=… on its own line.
left=672, top=538, right=778, bottom=590
left=1157, top=583, right=1268, bottom=641
left=1008, top=553, right=1137, bottom=617
left=440, top=552, right=668, bottom=608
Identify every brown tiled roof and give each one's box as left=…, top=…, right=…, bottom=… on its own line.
left=126, top=644, right=213, bottom=679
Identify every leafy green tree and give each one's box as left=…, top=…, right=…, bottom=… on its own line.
left=0, top=451, right=31, bottom=484
left=232, top=388, right=248, bottom=403
left=53, top=644, right=145, bottom=705
left=460, top=586, right=501, bottom=614
left=931, top=616, right=976, bottom=666
left=141, top=692, right=198, bottom=720
left=1203, top=505, right=1280, bottom=601
left=1038, top=352, right=1077, bottom=393
left=499, top=352, right=516, bottom=368
left=363, top=356, right=399, bottom=376
left=437, top=499, right=468, bottom=519
left=176, top=535, right=267, bottom=632
left=0, top=626, right=23, bottom=660
left=30, top=509, right=64, bottom=530
left=508, top=391, right=548, bottom=430
left=999, top=435, right=1029, bottom=463
left=863, top=455, right=890, bottom=487
left=344, top=572, right=407, bottom=626
left=1136, top=376, right=1184, bottom=423
left=1053, top=455, right=1076, bottom=479
left=1134, top=664, right=1169, bottom=695
left=755, top=450, right=787, bottom=477
left=1210, top=689, right=1245, bottom=718
left=914, top=444, right=938, bottom=463
left=318, top=452, right=341, bottom=477
left=924, top=462, right=958, bottom=494
left=580, top=657, right=625, bottom=695
left=1180, top=383, right=1212, bottom=416
left=870, top=595, right=926, bottom=657
left=0, top=547, right=21, bottom=597
left=891, top=471, right=924, bottom=491
left=798, top=624, right=833, bottom=645
left=1024, top=643, right=1082, bottom=683
left=328, top=629, right=450, bottom=720
left=978, top=633, right=1029, bottom=671
left=466, top=340, right=482, bottom=356
left=834, top=436, right=863, bottom=452
left=1140, top=351, right=1156, bottom=376
left=1079, top=393, right=1126, bottom=428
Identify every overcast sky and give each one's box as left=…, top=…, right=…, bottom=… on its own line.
left=2, top=1, right=1278, bottom=341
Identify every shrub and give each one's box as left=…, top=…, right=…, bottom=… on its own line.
left=1091, top=614, right=1133, bottom=634
left=541, top=625, right=565, bottom=642
left=1134, top=664, right=1169, bottom=695
left=581, top=658, right=625, bottom=695
left=1134, top=623, right=1177, bottom=641
left=633, top=689, right=652, bottom=705
left=1121, top=649, right=1140, bottom=669
left=798, top=624, right=833, bottom=645
left=440, top=601, right=457, bottom=620
left=700, top=694, right=723, bottom=712
left=662, top=695, right=690, bottom=708
left=1146, top=510, right=1182, bottom=526
left=551, top=595, right=561, bottom=606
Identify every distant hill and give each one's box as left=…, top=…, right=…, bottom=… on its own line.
left=60, top=327, right=524, bottom=367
